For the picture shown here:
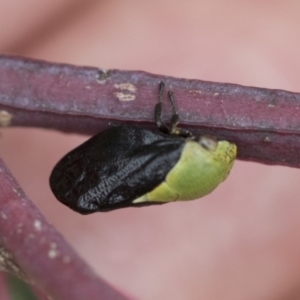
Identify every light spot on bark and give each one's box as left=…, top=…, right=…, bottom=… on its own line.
left=1, top=212, right=7, bottom=220
left=34, top=220, right=42, bottom=231
left=114, top=83, right=137, bottom=92
left=0, top=246, right=27, bottom=279
left=114, top=92, right=135, bottom=101
left=0, top=110, right=12, bottom=127
left=48, top=249, right=58, bottom=259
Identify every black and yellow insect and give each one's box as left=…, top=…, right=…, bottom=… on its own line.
left=49, top=82, right=236, bottom=214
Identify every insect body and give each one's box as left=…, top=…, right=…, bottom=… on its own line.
left=50, top=82, right=236, bottom=214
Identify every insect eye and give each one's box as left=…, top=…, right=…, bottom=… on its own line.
left=198, top=136, right=218, bottom=151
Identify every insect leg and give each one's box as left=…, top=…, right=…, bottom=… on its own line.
left=167, top=90, right=193, bottom=138
left=155, top=82, right=170, bottom=134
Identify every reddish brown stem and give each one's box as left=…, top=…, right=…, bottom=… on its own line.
left=0, top=157, right=129, bottom=300
left=0, top=55, right=299, bottom=167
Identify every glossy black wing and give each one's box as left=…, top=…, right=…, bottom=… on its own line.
left=50, top=125, right=185, bottom=213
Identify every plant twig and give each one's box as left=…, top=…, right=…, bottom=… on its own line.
left=0, top=157, right=129, bottom=300
left=0, top=55, right=299, bottom=167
